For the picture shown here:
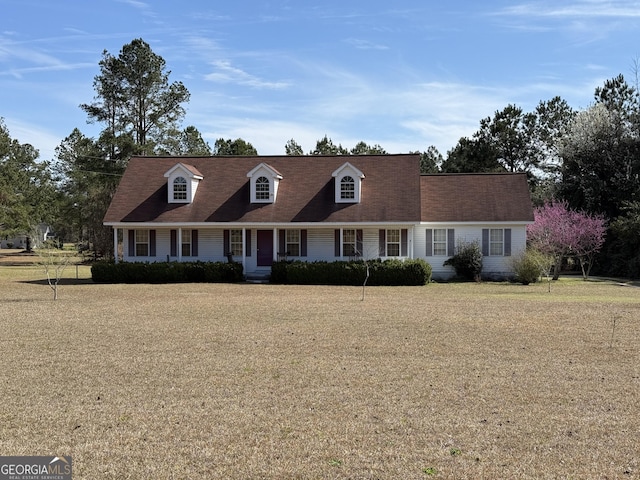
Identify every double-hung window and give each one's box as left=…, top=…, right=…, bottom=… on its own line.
left=343, top=229, right=357, bottom=256
left=230, top=229, right=243, bottom=256
left=135, top=230, right=149, bottom=256
left=181, top=229, right=192, bottom=257
left=489, top=229, right=504, bottom=256
left=433, top=229, right=447, bottom=256
left=386, top=229, right=400, bottom=256
left=286, top=230, right=300, bottom=256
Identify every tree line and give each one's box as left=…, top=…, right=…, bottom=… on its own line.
left=1, top=38, right=638, bottom=277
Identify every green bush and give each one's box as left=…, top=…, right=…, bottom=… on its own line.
left=510, top=249, right=553, bottom=285
left=443, top=240, right=483, bottom=281
left=91, top=261, right=244, bottom=284
left=270, top=259, right=432, bottom=286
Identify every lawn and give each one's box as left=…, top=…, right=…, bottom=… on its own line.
left=1, top=252, right=639, bottom=479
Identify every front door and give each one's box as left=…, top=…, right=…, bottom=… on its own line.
left=257, top=230, right=274, bottom=266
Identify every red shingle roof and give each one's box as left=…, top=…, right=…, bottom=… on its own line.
left=104, top=154, right=422, bottom=224
left=420, top=173, right=534, bottom=222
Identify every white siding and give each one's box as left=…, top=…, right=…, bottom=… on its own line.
left=417, top=224, right=528, bottom=280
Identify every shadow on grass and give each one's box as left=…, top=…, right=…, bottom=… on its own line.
left=19, top=278, right=95, bottom=286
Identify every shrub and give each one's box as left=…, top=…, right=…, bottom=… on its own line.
left=91, top=261, right=243, bottom=284
left=443, top=240, right=483, bottom=281
left=270, top=259, right=432, bottom=286
left=510, top=249, right=552, bottom=284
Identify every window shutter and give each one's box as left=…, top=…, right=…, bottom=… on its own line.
left=379, top=229, right=386, bottom=256
left=425, top=229, right=432, bottom=256
left=301, top=229, right=307, bottom=257
left=246, top=230, right=251, bottom=257
left=334, top=229, right=340, bottom=257
left=279, top=230, right=286, bottom=254
left=504, top=228, right=511, bottom=256
left=149, top=230, right=156, bottom=257
left=447, top=229, right=455, bottom=256
left=356, top=229, right=363, bottom=256
left=223, top=229, right=230, bottom=255
left=401, top=229, right=408, bottom=256
left=192, top=229, right=199, bottom=257
left=128, top=230, right=135, bottom=257
left=170, top=230, right=177, bottom=257
left=482, top=229, right=489, bottom=256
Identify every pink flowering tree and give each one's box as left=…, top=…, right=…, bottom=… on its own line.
left=527, top=201, right=607, bottom=280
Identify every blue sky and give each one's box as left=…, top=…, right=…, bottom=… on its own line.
left=1, top=0, right=639, bottom=161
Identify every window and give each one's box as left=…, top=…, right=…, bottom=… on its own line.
left=256, top=176, right=270, bottom=200
left=433, top=229, right=447, bottom=256
left=181, top=229, right=192, bottom=256
left=343, top=229, right=357, bottom=256
left=135, top=230, right=149, bottom=256
left=173, top=176, right=187, bottom=200
left=340, top=176, right=355, bottom=200
left=230, top=229, right=243, bottom=256
left=286, top=230, right=300, bottom=256
left=490, top=229, right=504, bottom=256
left=386, top=229, right=400, bottom=256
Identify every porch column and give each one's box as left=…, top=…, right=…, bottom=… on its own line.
left=242, top=228, right=247, bottom=271
left=177, top=228, right=182, bottom=262
left=273, top=229, right=278, bottom=263
left=113, top=227, right=119, bottom=264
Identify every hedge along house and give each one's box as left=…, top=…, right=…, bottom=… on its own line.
left=103, top=154, right=534, bottom=280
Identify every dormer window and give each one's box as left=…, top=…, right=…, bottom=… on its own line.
left=255, top=176, right=270, bottom=200
left=173, top=177, right=187, bottom=200
left=164, top=163, right=203, bottom=204
left=340, top=176, right=355, bottom=200
left=332, top=162, right=364, bottom=203
left=247, top=163, right=283, bottom=203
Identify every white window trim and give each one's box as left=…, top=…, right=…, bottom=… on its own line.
left=489, top=228, right=504, bottom=256
left=247, top=163, right=283, bottom=204
left=164, top=163, right=203, bottom=204
left=332, top=162, right=364, bottom=203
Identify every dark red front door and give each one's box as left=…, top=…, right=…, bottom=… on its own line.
left=257, top=230, right=273, bottom=266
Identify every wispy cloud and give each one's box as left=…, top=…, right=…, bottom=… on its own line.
left=344, top=38, right=389, bottom=50
left=498, top=1, right=640, bottom=18
left=204, top=60, right=290, bottom=89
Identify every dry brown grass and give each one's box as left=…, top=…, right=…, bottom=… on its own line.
left=1, top=256, right=639, bottom=479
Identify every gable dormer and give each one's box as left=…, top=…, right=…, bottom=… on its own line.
left=332, top=162, right=364, bottom=203
left=247, top=163, right=283, bottom=203
left=164, top=163, right=203, bottom=204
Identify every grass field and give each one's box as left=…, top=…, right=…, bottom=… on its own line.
left=1, top=250, right=639, bottom=479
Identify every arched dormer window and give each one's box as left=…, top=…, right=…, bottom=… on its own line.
left=247, top=163, right=282, bottom=203
left=256, top=176, right=270, bottom=200
left=164, top=163, right=203, bottom=204
left=173, top=176, right=187, bottom=200
left=340, top=176, right=355, bottom=200
left=332, top=162, right=364, bottom=203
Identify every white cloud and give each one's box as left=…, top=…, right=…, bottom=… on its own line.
left=204, top=60, right=290, bottom=89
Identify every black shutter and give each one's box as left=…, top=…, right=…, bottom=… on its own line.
left=149, top=230, right=156, bottom=257
left=482, top=229, right=489, bottom=256
left=128, top=230, right=135, bottom=257
left=401, top=229, right=408, bottom=256
left=246, top=229, right=251, bottom=257
left=504, top=228, right=511, bottom=256
left=379, top=229, right=386, bottom=256
left=334, top=229, right=340, bottom=256
left=425, top=229, right=432, bottom=256
left=170, top=230, right=177, bottom=257
left=223, top=229, right=230, bottom=255
left=447, top=229, right=455, bottom=256
left=301, top=229, right=307, bottom=257
left=192, top=229, right=198, bottom=257
left=356, top=229, right=363, bottom=256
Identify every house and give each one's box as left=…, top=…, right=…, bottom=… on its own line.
left=103, top=154, right=534, bottom=280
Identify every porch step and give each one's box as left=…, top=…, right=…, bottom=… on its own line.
left=245, top=272, right=271, bottom=284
